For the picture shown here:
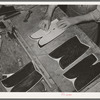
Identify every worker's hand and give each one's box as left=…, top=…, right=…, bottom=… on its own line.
left=39, top=19, right=51, bottom=31
left=57, top=17, right=77, bottom=30
left=39, top=15, right=51, bottom=31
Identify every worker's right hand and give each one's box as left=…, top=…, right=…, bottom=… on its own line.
left=39, top=17, right=51, bottom=31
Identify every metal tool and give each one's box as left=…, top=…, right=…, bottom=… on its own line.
left=7, top=26, right=17, bottom=39
left=23, top=10, right=32, bottom=22
left=0, top=35, right=2, bottom=49
left=4, top=11, right=20, bottom=20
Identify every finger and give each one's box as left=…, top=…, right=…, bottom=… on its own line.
left=58, top=21, right=69, bottom=28
left=42, top=23, right=49, bottom=31
left=57, top=20, right=65, bottom=26
left=61, top=27, right=68, bottom=30
left=42, top=23, right=46, bottom=30
left=58, top=23, right=67, bottom=29
left=57, top=21, right=65, bottom=28
left=39, top=21, right=43, bottom=29
left=44, top=24, right=49, bottom=31
left=41, top=22, right=47, bottom=30
left=45, top=22, right=50, bottom=31
left=59, top=25, right=69, bottom=31
left=58, top=20, right=65, bottom=23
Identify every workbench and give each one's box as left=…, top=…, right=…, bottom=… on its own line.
left=3, top=5, right=100, bottom=92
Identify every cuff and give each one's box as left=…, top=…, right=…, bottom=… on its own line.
left=90, top=9, right=100, bottom=22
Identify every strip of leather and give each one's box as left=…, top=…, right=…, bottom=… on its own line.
left=11, top=71, right=42, bottom=92
left=2, top=62, right=35, bottom=88
left=63, top=54, right=97, bottom=79
left=75, top=62, right=100, bottom=91
left=59, top=39, right=89, bottom=69
left=49, top=36, right=89, bottom=61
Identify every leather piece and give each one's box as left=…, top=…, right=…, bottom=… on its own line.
left=11, top=71, right=42, bottom=92
left=49, top=36, right=89, bottom=59
left=28, top=81, right=46, bottom=92
left=74, top=62, right=100, bottom=91
left=63, top=54, right=97, bottom=79
left=2, top=62, right=35, bottom=88
left=49, top=36, right=81, bottom=59
left=59, top=40, right=89, bottom=69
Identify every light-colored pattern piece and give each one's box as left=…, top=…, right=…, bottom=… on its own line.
left=31, top=19, right=59, bottom=39
left=38, top=21, right=65, bottom=46
left=31, top=19, right=65, bottom=46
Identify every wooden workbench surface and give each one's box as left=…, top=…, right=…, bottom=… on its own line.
left=8, top=5, right=100, bottom=92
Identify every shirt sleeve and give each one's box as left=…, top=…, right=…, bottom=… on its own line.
left=90, top=5, right=100, bottom=22
left=97, top=5, right=100, bottom=11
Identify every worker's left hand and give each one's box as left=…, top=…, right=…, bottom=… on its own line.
left=57, top=17, right=77, bottom=30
